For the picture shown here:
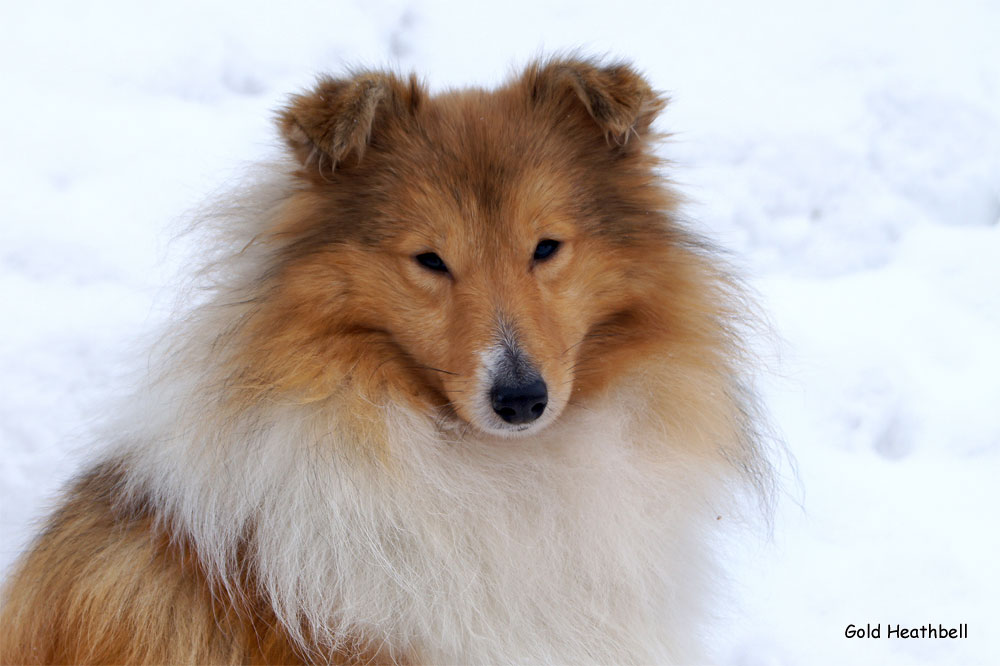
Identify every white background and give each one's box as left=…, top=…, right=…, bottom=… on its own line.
left=1, top=1, right=998, bottom=664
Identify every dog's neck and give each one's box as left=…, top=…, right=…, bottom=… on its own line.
left=112, top=380, right=729, bottom=664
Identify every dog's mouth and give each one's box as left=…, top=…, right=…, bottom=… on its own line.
left=476, top=418, right=548, bottom=438
left=432, top=392, right=565, bottom=439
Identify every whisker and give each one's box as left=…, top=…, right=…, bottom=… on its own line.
left=560, top=329, right=623, bottom=358
left=560, top=337, right=588, bottom=357
left=411, top=364, right=461, bottom=376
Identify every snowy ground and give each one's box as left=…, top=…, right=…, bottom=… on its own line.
left=2, top=1, right=998, bottom=664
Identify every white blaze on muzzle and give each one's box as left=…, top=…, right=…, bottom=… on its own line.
left=475, top=320, right=549, bottom=431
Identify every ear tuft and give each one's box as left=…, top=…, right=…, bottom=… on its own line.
left=278, top=72, right=421, bottom=172
left=524, top=58, right=666, bottom=144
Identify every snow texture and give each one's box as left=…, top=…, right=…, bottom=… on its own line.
left=1, top=1, right=998, bottom=664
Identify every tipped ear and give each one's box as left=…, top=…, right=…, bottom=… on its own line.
left=523, top=58, right=666, bottom=143
left=278, top=72, right=422, bottom=172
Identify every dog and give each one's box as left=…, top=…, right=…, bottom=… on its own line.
left=0, top=57, right=770, bottom=664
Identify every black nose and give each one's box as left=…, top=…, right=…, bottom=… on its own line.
left=491, top=378, right=548, bottom=425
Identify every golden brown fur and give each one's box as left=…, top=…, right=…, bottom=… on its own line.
left=1, top=57, right=769, bottom=664
left=0, top=463, right=403, bottom=665
left=1, top=465, right=297, bottom=665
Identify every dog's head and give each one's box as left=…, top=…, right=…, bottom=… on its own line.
left=235, top=58, right=696, bottom=438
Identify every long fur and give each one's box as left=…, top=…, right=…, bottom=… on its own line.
left=1, top=57, right=771, bottom=665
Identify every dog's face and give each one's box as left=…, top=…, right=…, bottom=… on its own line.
left=379, top=155, right=592, bottom=435
left=240, top=61, right=684, bottom=438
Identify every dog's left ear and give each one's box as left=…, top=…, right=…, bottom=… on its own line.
left=278, top=71, right=422, bottom=175
left=523, top=58, right=666, bottom=144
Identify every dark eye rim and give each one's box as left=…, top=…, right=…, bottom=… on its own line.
left=533, top=239, right=561, bottom=262
left=415, top=252, right=449, bottom=273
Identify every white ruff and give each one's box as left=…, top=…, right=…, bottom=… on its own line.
left=111, top=373, right=733, bottom=665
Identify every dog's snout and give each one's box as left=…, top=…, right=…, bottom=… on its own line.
left=490, top=379, right=548, bottom=424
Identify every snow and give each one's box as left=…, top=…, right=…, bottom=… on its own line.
left=2, top=1, right=998, bottom=664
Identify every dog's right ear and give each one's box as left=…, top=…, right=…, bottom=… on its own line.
left=278, top=72, right=422, bottom=175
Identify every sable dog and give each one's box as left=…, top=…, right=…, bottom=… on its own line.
left=0, top=57, right=770, bottom=665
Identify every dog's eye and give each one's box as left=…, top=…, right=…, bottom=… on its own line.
left=533, top=239, right=560, bottom=262
left=415, top=252, right=449, bottom=273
